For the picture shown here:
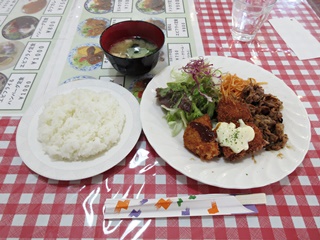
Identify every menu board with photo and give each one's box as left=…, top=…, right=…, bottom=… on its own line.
left=0, top=0, right=204, bottom=116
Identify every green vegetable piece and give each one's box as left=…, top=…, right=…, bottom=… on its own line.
left=126, top=47, right=149, bottom=58
left=156, top=57, right=222, bottom=136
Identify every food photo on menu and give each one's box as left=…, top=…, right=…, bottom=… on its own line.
left=0, top=41, right=24, bottom=71
left=84, top=0, right=114, bottom=13
left=2, top=16, right=39, bottom=40
left=77, top=17, right=110, bottom=38
left=68, top=44, right=105, bottom=71
left=136, top=0, right=165, bottom=14
left=22, top=0, right=48, bottom=14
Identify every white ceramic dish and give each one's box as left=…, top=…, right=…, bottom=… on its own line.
left=16, top=80, right=141, bottom=181
left=140, top=56, right=311, bottom=189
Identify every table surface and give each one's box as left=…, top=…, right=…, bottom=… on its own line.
left=1, top=0, right=320, bottom=239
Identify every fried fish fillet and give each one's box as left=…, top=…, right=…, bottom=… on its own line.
left=183, top=114, right=220, bottom=161
left=219, top=122, right=267, bottom=162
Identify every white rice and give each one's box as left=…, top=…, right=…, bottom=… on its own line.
left=37, top=89, right=126, bottom=161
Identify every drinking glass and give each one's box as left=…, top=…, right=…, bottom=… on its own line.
left=231, top=0, right=276, bottom=42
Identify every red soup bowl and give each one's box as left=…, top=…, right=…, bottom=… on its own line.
left=100, top=20, right=165, bottom=76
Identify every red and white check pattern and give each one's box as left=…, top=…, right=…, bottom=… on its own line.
left=1, top=0, right=320, bottom=239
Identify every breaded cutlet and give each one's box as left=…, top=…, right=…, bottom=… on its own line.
left=219, top=122, right=267, bottom=162
left=217, top=98, right=253, bottom=123
left=215, top=98, right=267, bottom=161
left=183, top=114, right=220, bottom=161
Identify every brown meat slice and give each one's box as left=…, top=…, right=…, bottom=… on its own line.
left=87, top=51, right=104, bottom=65
left=183, top=114, right=220, bottom=161
left=220, top=122, right=267, bottom=162
left=217, top=98, right=253, bottom=123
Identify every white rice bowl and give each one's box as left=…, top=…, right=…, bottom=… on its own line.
left=37, top=89, right=126, bottom=161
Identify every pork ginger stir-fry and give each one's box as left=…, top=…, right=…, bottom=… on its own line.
left=241, top=84, right=288, bottom=151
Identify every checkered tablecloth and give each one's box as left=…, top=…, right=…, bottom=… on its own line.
left=1, top=0, right=319, bottom=239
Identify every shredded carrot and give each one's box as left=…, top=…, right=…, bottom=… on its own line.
left=220, top=73, right=266, bottom=99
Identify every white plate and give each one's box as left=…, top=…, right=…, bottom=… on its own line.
left=140, top=56, right=311, bottom=189
left=16, top=80, right=141, bottom=181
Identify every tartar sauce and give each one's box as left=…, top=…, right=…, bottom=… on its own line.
left=216, top=119, right=255, bottom=153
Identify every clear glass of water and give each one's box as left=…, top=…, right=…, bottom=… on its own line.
left=231, top=0, right=276, bottom=42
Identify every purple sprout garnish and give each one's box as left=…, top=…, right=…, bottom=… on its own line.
left=180, top=57, right=221, bottom=102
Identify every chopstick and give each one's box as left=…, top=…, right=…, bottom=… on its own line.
left=104, top=193, right=267, bottom=219
left=235, top=193, right=266, bottom=205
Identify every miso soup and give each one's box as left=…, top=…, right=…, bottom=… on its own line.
left=109, top=37, right=158, bottom=59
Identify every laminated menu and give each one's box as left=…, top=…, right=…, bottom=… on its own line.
left=0, top=0, right=204, bottom=116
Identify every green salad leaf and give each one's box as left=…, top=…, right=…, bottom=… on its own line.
left=156, top=57, right=222, bottom=136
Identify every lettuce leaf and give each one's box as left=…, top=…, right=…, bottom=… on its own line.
left=156, top=58, right=221, bottom=136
